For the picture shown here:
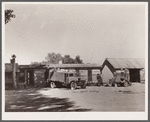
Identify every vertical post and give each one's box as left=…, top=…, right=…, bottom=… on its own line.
left=100, top=69, right=103, bottom=84
left=100, top=69, right=102, bottom=76
left=28, top=72, right=30, bottom=85
left=16, top=72, right=19, bottom=84
left=99, top=69, right=101, bottom=74
left=88, top=69, right=92, bottom=83
left=24, top=70, right=28, bottom=85
left=11, top=54, right=17, bottom=89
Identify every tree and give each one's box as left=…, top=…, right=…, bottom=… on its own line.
left=45, top=52, right=62, bottom=64
left=62, top=55, right=69, bottom=64
left=44, top=53, right=83, bottom=64
left=69, top=58, right=75, bottom=64
left=41, top=60, right=47, bottom=65
left=30, top=62, right=41, bottom=66
left=74, top=55, right=83, bottom=64
left=62, top=55, right=75, bottom=64
left=5, top=9, right=15, bottom=24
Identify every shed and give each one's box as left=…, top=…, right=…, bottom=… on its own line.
left=101, top=58, right=145, bottom=84
left=18, top=64, right=47, bottom=87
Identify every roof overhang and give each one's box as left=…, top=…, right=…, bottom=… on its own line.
left=46, top=64, right=102, bottom=70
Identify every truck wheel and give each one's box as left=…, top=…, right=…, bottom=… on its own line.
left=50, top=81, right=56, bottom=88
left=70, top=81, right=77, bottom=90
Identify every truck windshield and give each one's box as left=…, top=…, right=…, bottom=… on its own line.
left=66, top=74, right=74, bottom=77
left=69, top=74, right=74, bottom=77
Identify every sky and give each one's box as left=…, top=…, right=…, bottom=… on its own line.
left=4, top=2, right=147, bottom=65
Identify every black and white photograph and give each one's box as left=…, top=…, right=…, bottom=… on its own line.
left=2, top=2, right=148, bottom=120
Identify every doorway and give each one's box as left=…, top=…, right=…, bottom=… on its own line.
left=129, top=69, right=140, bottom=83
left=27, top=70, right=34, bottom=86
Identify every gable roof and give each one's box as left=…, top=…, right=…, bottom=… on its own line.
left=103, top=58, right=145, bottom=70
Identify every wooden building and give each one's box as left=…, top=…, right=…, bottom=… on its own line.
left=18, top=65, right=47, bottom=87
left=101, top=58, right=145, bottom=84
left=5, top=62, right=102, bottom=89
left=18, top=63, right=102, bottom=87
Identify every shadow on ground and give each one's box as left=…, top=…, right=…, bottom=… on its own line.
left=5, top=88, right=91, bottom=112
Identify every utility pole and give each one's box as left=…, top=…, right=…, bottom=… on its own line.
left=11, top=54, right=17, bottom=89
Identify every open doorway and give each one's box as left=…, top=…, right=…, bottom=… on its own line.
left=129, top=69, right=140, bottom=83
left=27, top=70, right=34, bottom=86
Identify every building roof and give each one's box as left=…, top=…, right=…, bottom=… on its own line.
left=18, top=64, right=102, bottom=70
left=103, top=58, right=145, bottom=69
left=18, top=65, right=45, bottom=69
left=46, top=64, right=102, bottom=69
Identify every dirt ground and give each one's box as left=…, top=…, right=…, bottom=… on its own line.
left=5, top=83, right=145, bottom=112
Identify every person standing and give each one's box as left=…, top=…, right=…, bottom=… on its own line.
left=111, top=72, right=117, bottom=86
left=23, top=81, right=27, bottom=89
left=97, top=73, right=103, bottom=86
left=124, top=69, right=131, bottom=86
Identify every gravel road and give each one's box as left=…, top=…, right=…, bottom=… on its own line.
left=5, top=83, right=145, bottom=112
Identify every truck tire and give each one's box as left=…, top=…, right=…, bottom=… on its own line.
left=70, top=81, right=77, bottom=90
left=50, top=81, right=56, bottom=88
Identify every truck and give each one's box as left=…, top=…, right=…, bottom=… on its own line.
left=110, top=69, right=132, bottom=87
left=47, top=68, right=87, bottom=90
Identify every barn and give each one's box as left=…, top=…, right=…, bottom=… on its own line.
left=101, top=58, right=145, bottom=84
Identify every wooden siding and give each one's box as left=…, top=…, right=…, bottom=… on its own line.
left=102, top=65, right=113, bottom=84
